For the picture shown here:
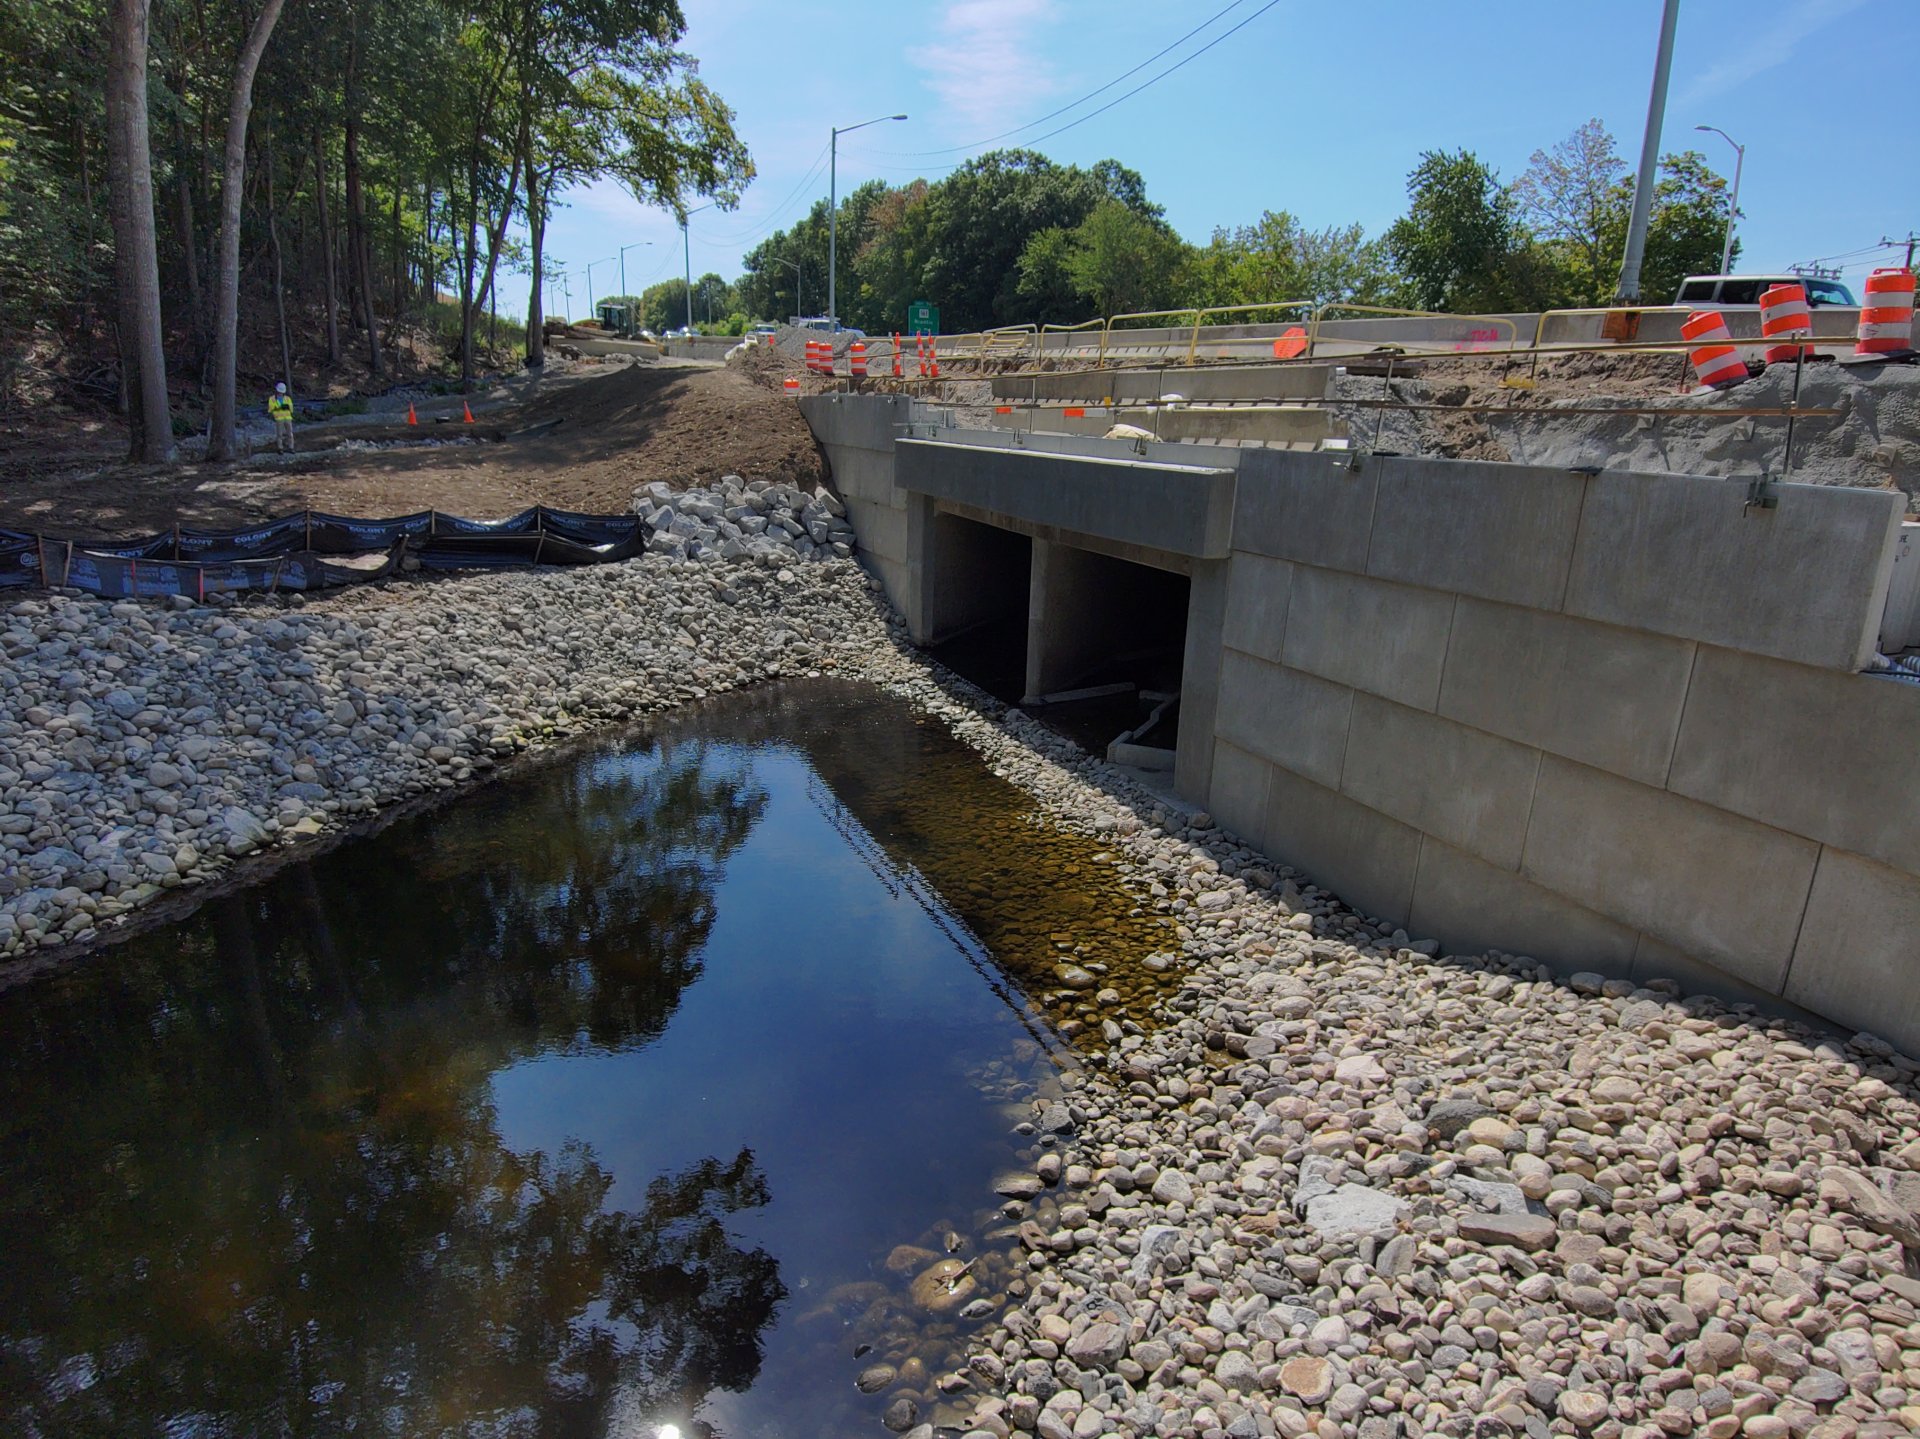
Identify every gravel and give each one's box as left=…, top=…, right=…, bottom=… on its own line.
left=6, top=488, right=1920, bottom=1439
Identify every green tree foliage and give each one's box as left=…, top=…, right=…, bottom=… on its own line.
left=0, top=0, right=750, bottom=435
left=1385, top=149, right=1537, bottom=313
left=1185, top=211, right=1395, bottom=312
left=1514, top=121, right=1737, bottom=305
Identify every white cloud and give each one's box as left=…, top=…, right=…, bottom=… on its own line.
left=908, top=0, right=1062, bottom=138
left=1674, top=0, right=1871, bottom=107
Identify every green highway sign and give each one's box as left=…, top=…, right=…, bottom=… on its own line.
left=907, top=300, right=939, bottom=336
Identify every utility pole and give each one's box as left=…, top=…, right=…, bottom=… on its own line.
left=680, top=201, right=714, bottom=333
left=828, top=113, right=907, bottom=330
left=1616, top=0, right=1681, bottom=303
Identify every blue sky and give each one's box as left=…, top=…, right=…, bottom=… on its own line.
left=517, top=0, right=1919, bottom=324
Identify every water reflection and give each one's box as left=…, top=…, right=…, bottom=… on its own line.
left=0, top=744, right=773, bottom=1436
left=0, top=681, right=1168, bottom=1437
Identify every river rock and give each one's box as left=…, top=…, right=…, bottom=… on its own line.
left=909, top=1258, right=977, bottom=1314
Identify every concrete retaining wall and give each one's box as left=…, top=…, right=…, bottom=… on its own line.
left=798, top=395, right=1920, bottom=1050
left=799, top=394, right=916, bottom=605
left=1209, top=449, right=1917, bottom=1047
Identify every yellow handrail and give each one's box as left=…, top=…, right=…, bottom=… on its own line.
left=1185, top=300, right=1317, bottom=364
left=1528, top=304, right=1693, bottom=349
left=981, top=324, right=1039, bottom=360
left=1099, top=308, right=1202, bottom=366
left=1310, top=303, right=1520, bottom=355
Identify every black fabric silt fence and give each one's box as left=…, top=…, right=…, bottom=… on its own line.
left=0, top=507, right=645, bottom=601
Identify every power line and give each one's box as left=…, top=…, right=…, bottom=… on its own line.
left=1017, top=0, right=1284, bottom=149
left=697, top=141, right=833, bottom=246
left=865, top=0, right=1255, bottom=160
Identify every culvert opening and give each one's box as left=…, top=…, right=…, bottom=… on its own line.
left=1022, top=543, right=1189, bottom=768
left=923, top=514, right=1033, bottom=702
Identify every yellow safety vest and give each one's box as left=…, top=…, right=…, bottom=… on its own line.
left=267, top=394, right=294, bottom=421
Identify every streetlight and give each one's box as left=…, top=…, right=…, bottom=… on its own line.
left=829, top=113, right=907, bottom=331
left=616, top=241, right=653, bottom=335
left=585, top=255, right=614, bottom=319
left=1694, top=124, right=1746, bottom=277
left=679, top=201, right=717, bottom=334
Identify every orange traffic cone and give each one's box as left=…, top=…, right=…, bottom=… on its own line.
left=407, top=402, right=418, bottom=425
left=462, top=401, right=475, bottom=424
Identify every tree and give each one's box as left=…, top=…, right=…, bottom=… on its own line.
left=1063, top=200, right=1186, bottom=317
left=919, top=150, right=1107, bottom=331
left=1511, top=118, right=1623, bottom=305
left=1182, top=211, right=1394, bottom=313
left=1601, top=150, right=1736, bottom=305
left=102, top=0, right=172, bottom=461
left=1385, top=149, right=1531, bottom=314
left=207, top=0, right=288, bottom=462
left=1012, top=226, right=1081, bottom=323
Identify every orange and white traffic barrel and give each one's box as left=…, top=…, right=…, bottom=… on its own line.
left=849, top=341, right=867, bottom=377
left=1759, top=283, right=1813, bottom=364
left=1856, top=268, right=1915, bottom=357
left=1682, top=310, right=1747, bottom=388
left=783, top=375, right=799, bottom=394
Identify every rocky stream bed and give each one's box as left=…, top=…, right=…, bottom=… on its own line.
left=3, top=489, right=1919, bottom=1439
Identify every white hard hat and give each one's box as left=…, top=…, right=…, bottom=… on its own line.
left=276, top=382, right=288, bottom=393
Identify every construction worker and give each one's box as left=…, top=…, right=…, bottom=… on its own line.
left=267, top=382, right=295, bottom=453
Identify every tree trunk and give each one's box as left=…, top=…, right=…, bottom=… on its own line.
left=207, top=0, right=287, bottom=461
left=344, top=37, right=384, bottom=378
left=391, top=185, right=403, bottom=322
left=524, top=157, right=545, bottom=367
left=267, top=122, right=293, bottom=389
left=103, top=0, right=174, bottom=462
left=313, top=133, right=342, bottom=364
left=462, top=149, right=521, bottom=389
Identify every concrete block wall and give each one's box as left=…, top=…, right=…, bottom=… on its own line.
left=798, top=394, right=915, bottom=605
left=1210, top=449, right=1919, bottom=1048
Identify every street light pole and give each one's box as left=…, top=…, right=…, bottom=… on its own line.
left=678, top=201, right=716, bottom=333
left=828, top=113, right=907, bottom=332
left=1615, top=0, right=1681, bottom=303
left=618, top=242, right=652, bottom=310
left=585, top=256, right=613, bottom=319
left=618, top=241, right=653, bottom=334
left=1694, top=125, right=1745, bottom=276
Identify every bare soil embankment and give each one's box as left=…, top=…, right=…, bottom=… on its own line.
left=0, top=359, right=825, bottom=537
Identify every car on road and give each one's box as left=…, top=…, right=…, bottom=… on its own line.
left=789, top=317, right=867, bottom=337
left=1673, top=274, right=1856, bottom=307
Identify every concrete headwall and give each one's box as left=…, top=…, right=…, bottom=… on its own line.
left=1208, top=449, right=1917, bottom=1046
left=799, top=394, right=916, bottom=604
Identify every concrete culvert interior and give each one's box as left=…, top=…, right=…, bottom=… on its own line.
left=1022, top=543, right=1190, bottom=765
left=922, top=514, right=1034, bottom=702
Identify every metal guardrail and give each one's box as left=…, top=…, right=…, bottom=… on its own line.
left=1185, top=301, right=1316, bottom=364
left=1098, top=308, right=1203, bottom=366
left=1310, top=303, right=1521, bottom=355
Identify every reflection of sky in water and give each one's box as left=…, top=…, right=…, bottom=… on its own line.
left=0, top=682, right=1163, bottom=1439
left=492, top=745, right=1038, bottom=1437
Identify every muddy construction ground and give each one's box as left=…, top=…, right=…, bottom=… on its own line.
left=0, top=356, right=824, bottom=537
